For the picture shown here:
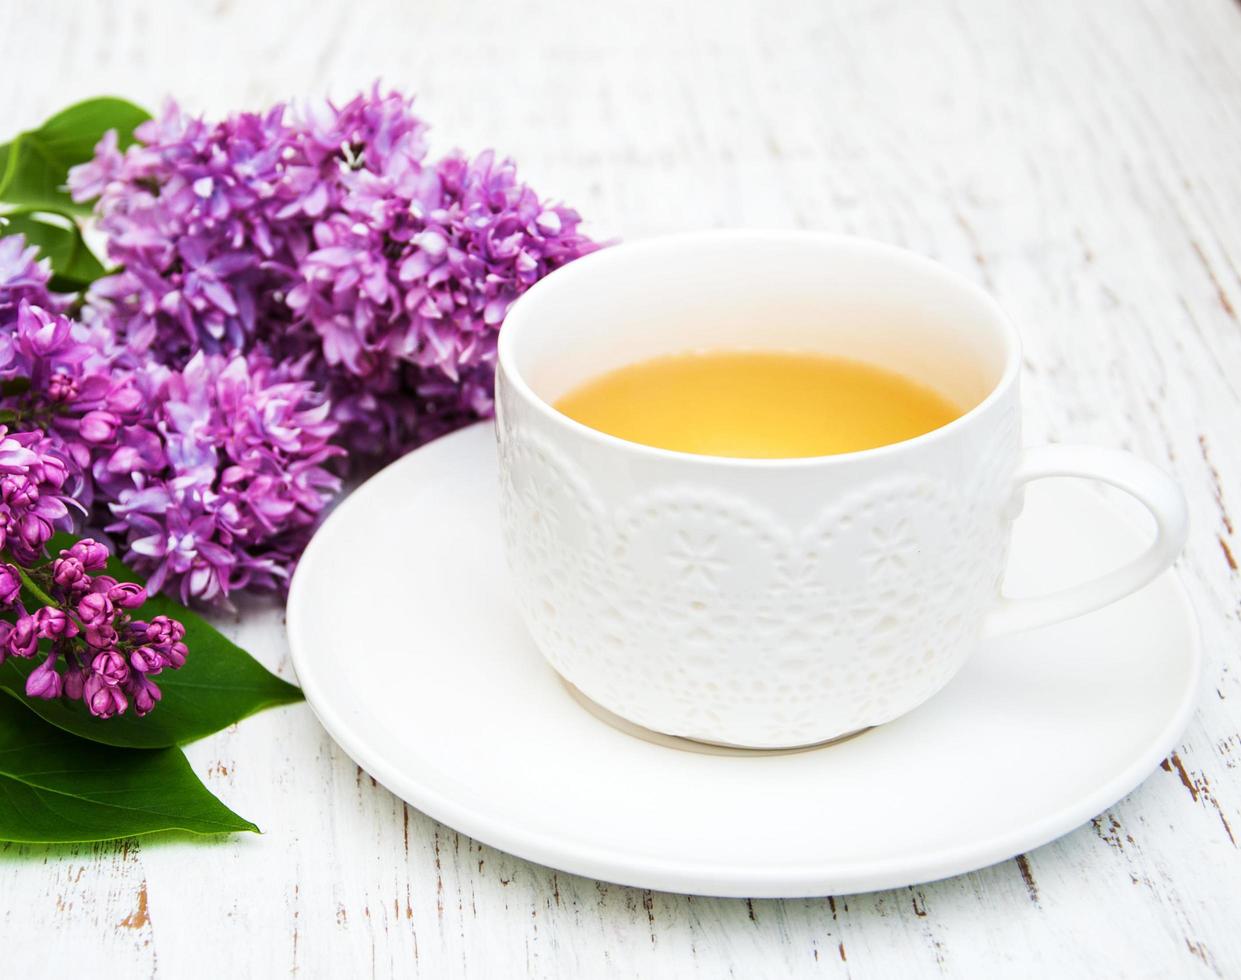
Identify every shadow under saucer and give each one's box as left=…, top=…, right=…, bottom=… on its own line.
left=561, top=680, right=872, bottom=757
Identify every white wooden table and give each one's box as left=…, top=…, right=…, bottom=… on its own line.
left=3, top=0, right=1241, bottom=975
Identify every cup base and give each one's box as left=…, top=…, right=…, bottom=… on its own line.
left=562, top=680, right=872, bottom=756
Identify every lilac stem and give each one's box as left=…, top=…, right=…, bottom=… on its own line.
left=9, top=558, right=57, bottom=609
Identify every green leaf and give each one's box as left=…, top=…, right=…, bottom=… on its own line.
left=0, top=97, right=151, bottom=214
left=0, top=698, right=257, bottom=843
left=0, top=534, right=303, bottom=749
left=0, top=208, right=106, bottom=290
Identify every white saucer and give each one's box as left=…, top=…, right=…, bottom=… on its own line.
left=287, top=423, right=1201, bottom=898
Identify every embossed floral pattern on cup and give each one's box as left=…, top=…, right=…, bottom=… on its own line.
left=498, top=420, right=1016, bottom=747
left=494, top=231, right=1187, bottom=748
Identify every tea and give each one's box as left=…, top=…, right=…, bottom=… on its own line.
left=553, top=350, right=961, bottom=458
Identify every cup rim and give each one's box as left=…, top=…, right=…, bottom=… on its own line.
left=497, top=229, right=1022, bottom=468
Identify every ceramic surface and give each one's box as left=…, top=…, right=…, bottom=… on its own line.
left=287, top=423, right=1201, bottom=898
left=495, top=232, right=1187, bottom=746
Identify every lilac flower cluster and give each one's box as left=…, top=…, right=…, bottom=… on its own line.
left=0, top=298, right=147, bottom=509
left=107, top=351, right=341, bottom=602
left=0, top=260, right=341, bottom=604
left=0, top=87, right=597, bottom=608
left=0, top=427, right=187, bottom=718
left=71, top=87, right=599, bottom=455
left=0, top=237, right=51, bottom=322
left=0, top=425, right=76, bottom=563
left=0, top=536, right=186, bottom=718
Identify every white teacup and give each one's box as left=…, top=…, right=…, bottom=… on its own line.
left=495, top=231, right=1188, bottom=749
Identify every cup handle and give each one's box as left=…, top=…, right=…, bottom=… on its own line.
left=983, top=445, right=1189, bottom=637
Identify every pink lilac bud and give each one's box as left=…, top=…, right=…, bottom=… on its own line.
left=2, top=473, right=37, bottom=508
left=106, top=383, right=144, bottom=415
left=78, top=410, right=121, bottom=444
left=37, top=456, right=68, bottom=496
left=63, top=665, right=87, bottom=700
left=89, top=575, right=119, bottom=595
left=166, top=641, right=188, bottom=669
left=84, top=622, right=119, bottom=650
left=91, top=649, right=129, bottom=687
left=107, top=582, right=146, bottom=608
left=25, top=655, right=62, bottom=699
left=69, top=539, right=109, bottom=571
left=51, top=555, right=87, bottom=592
left=0, top=621, right=10, bottom=664
left=19, top=303, right=71, bottom=355
left=46, top=371, right=78, bottom=402
left=129, top=675, right=162, bottom=716
left=38, top=454, right=69, bottom=492
left=127, top=614, right=189, bottom=669
left=77, top=592, right=113, bottom=625
left=83, top=674, right=127, bottom=718
left=35, top=606, right=75, bottom=638
left=0, top=564, right=21, bottom=606
left=130, top=646, right=162, bottom=674
left=131, top=616, right=174, bottom=645
left=7, top=615, right=38, bottom=658
left=15, top=512, right=53, bottom=557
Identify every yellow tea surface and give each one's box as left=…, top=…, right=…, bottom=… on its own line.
left=554, top=350, right=962, bottom=458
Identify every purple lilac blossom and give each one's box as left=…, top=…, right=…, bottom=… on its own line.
left=0, top=299, right=150, bottom=509
left=0, top=252, right=342, bottom=605
left=0, top=235, right=53, bottom=321
left=0, top=535, right=188, bottom=718
left=107, top=350, right=342, bottom=603
left=0, top=424, right=78, bottom=563
left=71, top=86, right=599, bottom=458
left=0, top=431, right=190, bottom=718
left=0, top=86, right=598, bottom=608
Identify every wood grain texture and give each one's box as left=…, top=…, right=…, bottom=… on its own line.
left=2, top=0, right=1240, bottom=975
